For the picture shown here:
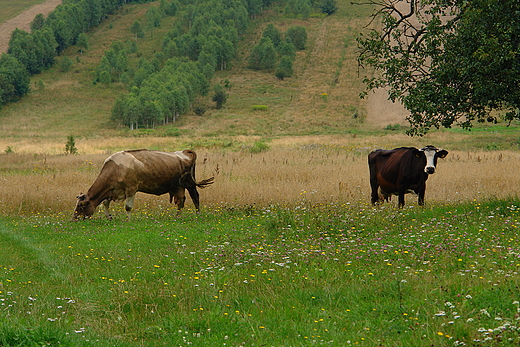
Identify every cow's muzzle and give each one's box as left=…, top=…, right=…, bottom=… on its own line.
left=425, top=166, right=435, bottom=174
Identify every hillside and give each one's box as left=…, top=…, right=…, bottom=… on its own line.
left=0, top=1, right=390, bottom=151
left=0, top=0, right=517, bottom=154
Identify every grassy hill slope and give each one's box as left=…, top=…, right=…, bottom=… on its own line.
left=0, top=1, right=378, bottom=150
left=0, top=0, right=518, bottom=154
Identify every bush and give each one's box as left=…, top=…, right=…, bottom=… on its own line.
left=252, top=105, right=269, bottom=111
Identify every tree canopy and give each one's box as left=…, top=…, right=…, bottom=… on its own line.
left=357, top=0, right=520, bottom=135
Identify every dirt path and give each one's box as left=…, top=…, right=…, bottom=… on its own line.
left=0, top=0, right=62, bottom=53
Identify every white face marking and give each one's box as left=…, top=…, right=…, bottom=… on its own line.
left=422, top=148, right=437, bottom=173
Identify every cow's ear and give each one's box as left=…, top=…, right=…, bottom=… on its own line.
left=437, top=150, right=448, bottom=158
left=77, top=193, right=86, bottom=201
left=412, top=149, right=422, bottom=158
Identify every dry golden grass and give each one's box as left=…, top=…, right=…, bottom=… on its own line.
left=0, top=146, right=518, bottom=217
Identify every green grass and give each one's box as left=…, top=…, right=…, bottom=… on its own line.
left=2, top=200, right=520, bottom=346
left=0, top=0, right=45, bottom=22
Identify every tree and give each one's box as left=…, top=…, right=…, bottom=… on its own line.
left=76, top=33, right=89, bottom=53
left=262, top=24, right=282, bottom=47
left=357, top=0, right=520, bottom=135
left=275, top=55, right=294, bottom=80
left=130, top=20, right=145, bottom=40
left=58, top=56, right=73, bottom=72
left=30, top=13, right=45, bottom=32
left=146, top=7, right=162, bottom=30
left=286, top=25, right=307, bottom=50
left=0, top=53, right=30, bottom=104
left=285, top=0, right=311, bottom=17
left=319, top=0, right=338, bottom=15
left=248, top=37, right=277, bottom=70
left=212, top=84, right=227, bottom=109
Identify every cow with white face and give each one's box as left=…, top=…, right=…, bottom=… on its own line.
left=368, top=145, right=448, bottom=207
left=73, top=149, right=214, bottom=219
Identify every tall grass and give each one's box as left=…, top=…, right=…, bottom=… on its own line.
left=1, top=199, right=520, bottom=346
left=0, top=146, right=518, bottom=217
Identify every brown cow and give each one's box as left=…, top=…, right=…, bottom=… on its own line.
left=368, top=146, right=448, bottom=207
left=73, top=149, right=214, bottom=219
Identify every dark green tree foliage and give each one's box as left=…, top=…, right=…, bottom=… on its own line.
left=8, top=28, right=58, bottom=74
left=159, top=0, right=179, bottom=16
left=358, top=0, right=520, bottom=135
left=0, top=54, right=30, bottom=105
left=286, top=25, right=307, bottom=50
left=248, top=37, right=277, bottom=70
left=95, top=41, right=129, bottom=83
left=262, top=24, right=282, bottom=47
left=211, top=83, right=227, bottom=109
left=146, top=6, right=162, bottom=29
left=30, top=13, right=45, bottom=32
left=76, top=32, right=89, bottom=53
left=277, top=38, right=296, bottom=60
left=319, top=0, right=338, bottom=15
left=130, top=20, right=145, bottom=40
left=285, top=0, right=311, bottom=17
left=0, top=0, right=156, bottom=106
left=112, top=58, right=209, bottom=129
left=275, top=55, right=293, bottom=80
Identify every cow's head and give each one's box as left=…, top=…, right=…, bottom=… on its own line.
left=73, top=193, right=95, bottom=219
left=414, top=145, right=448, bottom=174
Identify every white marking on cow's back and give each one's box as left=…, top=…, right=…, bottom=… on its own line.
left=173, top=151, right=190, bottom=161
left=107, top=151, right=145, bottom=169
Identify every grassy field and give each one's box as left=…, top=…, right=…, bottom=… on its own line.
left=2, top=200, right=520, bottom=346
left=1, top=0, right=520, bottom=346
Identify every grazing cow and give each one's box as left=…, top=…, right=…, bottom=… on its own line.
left=73, top=149, right=214, bottom=219
left=368, top=145, right=448, bottom=207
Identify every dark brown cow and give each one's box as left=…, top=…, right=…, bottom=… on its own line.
left=368, top=146, right=448, bottom=207
left=73, top=149, right=214, bottom=219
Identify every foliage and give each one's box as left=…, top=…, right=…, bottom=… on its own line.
left=0, top=53, right=30, bottom=105
left=130, top=20, right=145, bottom=40
left=358, top=0, right=520, bottom=135
left=94, top=41, right=129, bottom=83
left=65, top=135, right=78, bottom=154
left=284, top=0, right=312, bottom=17
left=275, top=55, right=293, bottom=80
left=285, top=25, right=307, bottom=50
left=262, top=23, right=282, bottom=47
left=248, top=37, right=277, bottom=70
left=112, top=58, right=208, bottom=129
left=30, top=13, right=45, bottom=32
left=145, top=6, right=162, bottom=30
left=58, top=56, right=73, bottom=73
left=319, top=0, right=338, bottom=15
left=193, top=105, right=207, bottom=116
left=76, top=33, right=89, bottom=53
left=211, top=83, right=227, bottom=109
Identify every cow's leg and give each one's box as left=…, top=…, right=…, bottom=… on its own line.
left=172, top=188, right=186, bottom=214
left=187, top=186, right=200, bottom=211
left=125, top=195, right=135, bottom=219
left=397, top=187, right=406, bottom=208
left=370, top=177, right=380, bottom=205
left=102, top=200, right=112, bottom=220
left=417, top=184, right=426, bottom=206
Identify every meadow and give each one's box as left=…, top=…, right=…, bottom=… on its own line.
left=1, top=0, right=520, bottom=345
left=1, top=144, right=520, bottom=346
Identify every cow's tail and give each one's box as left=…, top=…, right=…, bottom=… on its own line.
left=179, top=154, right=214, bottom=189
